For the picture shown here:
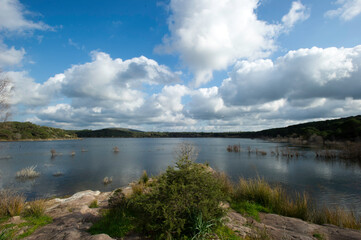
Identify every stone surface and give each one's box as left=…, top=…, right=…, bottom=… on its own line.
left=226, top=210, right=361, bottom=240
left=21, top=188, right=361, bottom=240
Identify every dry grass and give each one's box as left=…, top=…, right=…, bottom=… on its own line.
left=16, top=165, right=40, bottom=179
left=131, top=183, right=144, bottom=195
left=0, top=190, right=25, bottom=217
left=227, top=144, right=241, bottom=152
left=339, top=142, right=361, bottom=161
left=232, top=177, right=360, bottom=229
left=214, top=171, right=234, bottom=197
left=24, top=199, right=46, bottom=218
left=312, top=207, right=361, bottom=229
left=234, top=177, right=309, bottom=220
left=255, top=149, right=267, bottom=156
left=140, top=170, right=149, bottom=184
left=315, top=150, right=338, bottom=159
left=281, top=147, right=301, bottom=158
left=103, top=176, right=113, bottom=185
left=113, top=146, right=119, bottom=153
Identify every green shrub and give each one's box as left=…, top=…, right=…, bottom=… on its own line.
left=88, top=209, right=134, bottom=238
left=107, top=143, right=227, bottom=239
left=126, top=162, right=226, bottom=238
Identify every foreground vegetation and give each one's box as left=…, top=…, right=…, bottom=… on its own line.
left=0, top=122, right=77, bottom=141
left=88, top=143, right=360, bottom=239
left=0, top=190, right=52, bottom=239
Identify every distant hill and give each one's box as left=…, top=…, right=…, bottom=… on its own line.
left=74, top=128, right=144, bottom=138
left=0, top=122, right=78, bottom=141
left=244, top=115, right=361, bottom=141
left=1, top=115, right=361, bottom=142
left=74, top=115, right=361, bottom=142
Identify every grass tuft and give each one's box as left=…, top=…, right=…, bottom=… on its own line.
left=0, top=190, right=25, bottom=217
left=16, top=166, right=40, bottom=179
left=23, top=199, right=46, bottom=218
left=103, top=176, right=112, bottom=185
left=89, top=200, right=98, bottom=209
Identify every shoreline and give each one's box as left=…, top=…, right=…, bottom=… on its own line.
left=0, top=137, right=82, bottom=142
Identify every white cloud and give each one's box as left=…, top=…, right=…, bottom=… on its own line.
left=282, top=1, right=310, bottom=30
left=325, top=0, right=361, bottom=21
left=0, top=0, right=51, bottom=33
left=9, top=51, right=197, bottom=129
left=3, top=71, right=59, bottom=106
left=220, top=45, right=361, bottom=106
left=156, top=0, right=308, bottom=87
left=0, top=41, right=25, bottom=67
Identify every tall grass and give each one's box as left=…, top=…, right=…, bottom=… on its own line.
left=231, top=177, right=361, bottom=229
left=24, top=199, right=47, bottom=218
left=312, top=207, right=361, bottom=229
left=16, top=165, right=40, bottom=179
left=234, top=177, right=308, bottom=220
left=0, top=190, right=25, bottom=217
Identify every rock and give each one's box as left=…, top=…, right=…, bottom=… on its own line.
left=8, top=216, right=26, bottom=224
left=226, top=211, right=361, bottom=240
left=86, top=234, right=114, bottom=240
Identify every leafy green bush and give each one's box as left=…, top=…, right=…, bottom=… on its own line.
left=108, top=143, right=227, bottom=239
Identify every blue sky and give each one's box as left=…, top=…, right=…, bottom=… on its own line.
left=1, top=0, right=361, bottom=131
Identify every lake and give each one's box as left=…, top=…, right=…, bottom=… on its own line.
left=0, top=138, right=360, bottom=215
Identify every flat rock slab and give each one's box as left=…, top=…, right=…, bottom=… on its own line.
left=24, top=190, right=114, bottom=240
left=226, top=210, right=361, bottom=240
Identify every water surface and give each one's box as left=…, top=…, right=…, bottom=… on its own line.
left=0, top=138, right=360, bottom=214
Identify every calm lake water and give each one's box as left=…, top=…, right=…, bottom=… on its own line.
left=0, top=138, right=360, bottom=214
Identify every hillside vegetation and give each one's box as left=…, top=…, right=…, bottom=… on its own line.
left=1, top=115, right=361, bottom=142
left=75, top=115, right=361, bottom=142
left=0, top=122, right=77, bottom=141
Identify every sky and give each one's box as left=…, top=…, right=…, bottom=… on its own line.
left=0, top=0, right=361, bottom=131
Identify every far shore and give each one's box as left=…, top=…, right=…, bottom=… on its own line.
left=0, top=137, right=82, bottom=142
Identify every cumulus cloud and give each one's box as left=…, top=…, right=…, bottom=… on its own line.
left=0, top=0, right=50, bottom=33
left=0, top=41, right=25, bottom=67
left=282, top=1, right=310, bottom=30
left=3, top=71, right=60, bottom=106
left=180, top=45, right=361, bottom=130
left=156, top=0, right=308, bottom=87
left=220, top=45, right=361, bottom=106
left=9, top=52, right=197, bottom=129
left=325, top=0, right=361, bottom=21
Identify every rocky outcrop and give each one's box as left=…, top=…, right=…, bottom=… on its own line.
left=24, top=190, right=113, bottom=240
left=23, top=189, right=361, bottom=240
left=226, top=210, right=361, bottom=240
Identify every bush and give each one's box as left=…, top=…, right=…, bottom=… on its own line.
left=109, top=143, right=226, bottom=239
